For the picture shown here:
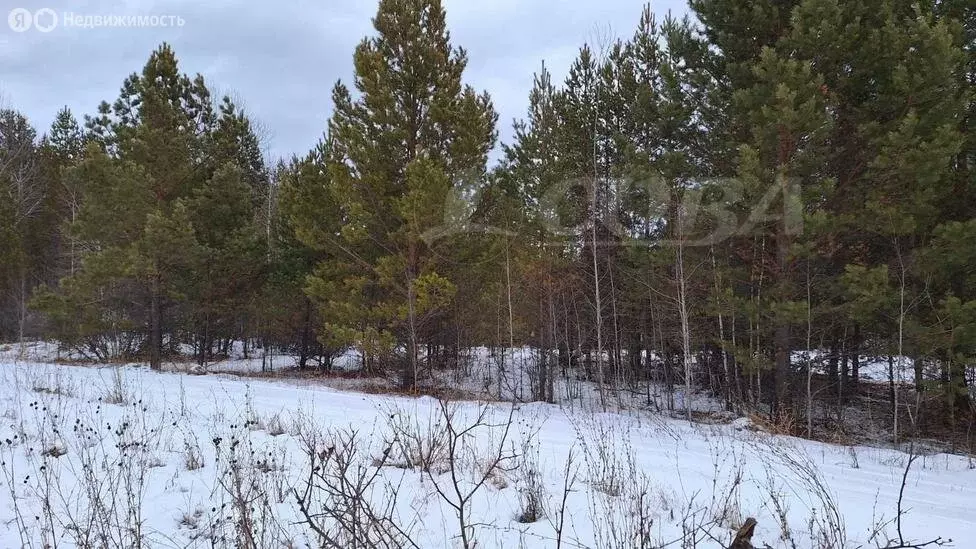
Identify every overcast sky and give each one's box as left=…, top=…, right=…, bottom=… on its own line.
left=0, top=0, right=690, bottom=162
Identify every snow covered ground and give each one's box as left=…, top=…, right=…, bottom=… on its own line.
left=0, top=350, right=972, bottom=547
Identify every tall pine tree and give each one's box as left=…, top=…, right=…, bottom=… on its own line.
left=289, top=0, right=496, bottom=388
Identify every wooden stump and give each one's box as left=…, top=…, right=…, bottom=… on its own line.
left=730, top=517, right=757, bottom=549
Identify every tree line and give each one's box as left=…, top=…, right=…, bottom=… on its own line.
left=1, top=0, right=973, bottom=437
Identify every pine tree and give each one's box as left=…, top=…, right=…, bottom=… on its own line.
left=495, top=61, right=566, bottom=401
left=291, top=0, right=496, bottom=388
left=36, top=44, right=216, bottom=368
left=39, top=107, right=86, bottom=280
left=805, top=1, right=966, bottom=421
left=735, top=46, right=832, bottom=419
left=185, top=163, right=261, bottom=365
left=210, top=96, right=268, bottom=206
left=691, top=0, right=834, bottom=419
left=185, top=97, right=269, bottom=364
left=270, top=157, right=336, bottom=370
left=32, top=145, right=155, bottom=357
left=694, top=0, right=969, bottom=424
left=0, top=109, right=42, bottom=344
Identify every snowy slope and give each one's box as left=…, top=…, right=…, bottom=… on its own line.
left=0, top=358, right=972, bottom=548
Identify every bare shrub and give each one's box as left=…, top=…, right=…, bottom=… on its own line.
left=763, top=472, right=797, bottom=548
left=419, top=399, right=518, bottom=549
left=591, top=471, right=659, bottom=549
left=0, top=438, right=35, bottom=548
left=867, top=443, right=954, bottom=549
left=101, top=367, right=132, bottom=405
left=705, top=436, right=746, bottom=530
left=572, top=413, right=632, bottom=497
left=547, top=447, right=580, bottom=549
left=183, top=436, right=204, bottom=471
left=45, top=399, right=167, bottom=548
left=382, top=402, right=451, bottom=473
left=179, top=507, right=204, bottom=531
left=0, top=386, right=156, bottom=547
left=210, top=424, right=292, bottom=549
left=29, top=368, right=77, bottom=398
left=293, top=421, right=419, bottom=549
left=571, top=414, right=662, bottom=549
left=265, top=413, right=287, bottom=436
left=514, top=434, right=546, bottom=523
left=753, top=437, right=846, bottom=549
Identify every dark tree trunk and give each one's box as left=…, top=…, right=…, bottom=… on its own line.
left=850, top=327, right=861, bottom=394
left=149, top=274, right=162, bottom=371
left=827, top=339, right=839, bottom=387
left=774, top=320, right=792, bottom=420
left=298, top=298, right=312, bottom=370
left=888, top=355, right=897, bottom=430
left=839, top=343, right=850, bottom=406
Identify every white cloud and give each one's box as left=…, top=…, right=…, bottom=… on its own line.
left=0, top=0, right=689, bottom=162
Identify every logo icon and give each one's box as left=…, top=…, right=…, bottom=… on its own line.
left=8, top=8, right=32, bottom=32
left=33, top=8, right=57, bottom=32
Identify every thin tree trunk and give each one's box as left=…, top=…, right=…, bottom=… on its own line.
left=754, top=235, right=765, bottom=409
left=545, top=281, right=557, bottom=403
left=712, top=247, right=732, bottom=411
left=405, top=244, right=419, bottom=391
left=590, top=90, right=606, bottom=412
left=504, top=243, right=515, bottom=398
left=609, top=258, right=622, bottom=392
left=17, top=268, right=27, bottom=356
left=676, top=206, right=692, bottom=421
left=805, top=262, right=813, bottom=438
left=149, top=273, right=162, bottom=371
left=894, top=238, right=908, bottom=441
left=731, top=299, right=742, bottom=404
left=591, top=206, right=606, bottom=411
left=299, top=297, right=312, bottom=370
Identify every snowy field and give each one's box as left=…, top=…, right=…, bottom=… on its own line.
left=0, top=350, right=973, bottom=547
